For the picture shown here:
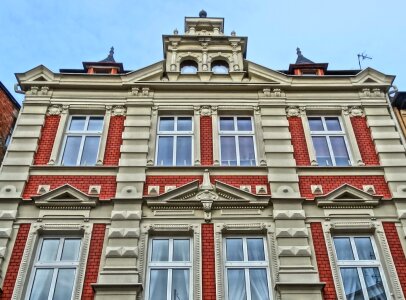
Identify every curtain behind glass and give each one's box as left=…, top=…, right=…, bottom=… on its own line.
left=362, top=268, right=386, bottom=300
left=340, top=268, right=363, bottom=300
left=149, top=269, right=168, bottom=300
left=249, top=269, right=269, bottom=300
left=227, top=269, right=247, bottom=300
left=172, top=269, right=189, bottom=300
left=29, top=269, right=54, bottom=300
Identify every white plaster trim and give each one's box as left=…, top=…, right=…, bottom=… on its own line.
left=211, top=106, right=220, bottom=165
left=194, top=106, right=201, bottom=166
left=342, top=107, right=365, bottom=166
left=273, top=210, right=306, bottom=220
left=96, top=105, right=112, bottom=165
left=11, top=222, right=92, bottom=300
left=105, top=246, right=138, bottom=258
left=299, top=107, right=318, bottom=166
left=0, top=210, right=17, bottom=219
left=108, top=228, right=140, bottom=238
left=48, top=105, right=69, bottom=165
left=278, top=246, right=311, bottom=257
left=111, top=210, right=141, bottom=220
left=146, top=106, right=158, bottom=166
left=275, top=227, right=308, bottom=238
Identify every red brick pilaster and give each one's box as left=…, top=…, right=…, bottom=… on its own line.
left=103, top=115, right=124, bottom=165
left=34, top=115, right=61, bottom=165
left=81, top=224, right=106, bottom=300
left=310, top=222, right=337, bottom=300
left=288, top=116, right=311, bottom=166
left=383, top=222, right=406, bottom=296
left=350, top=116, right=380, bottom=165
left=0, top=224, right=31, bottom=300
left=200, top=116, right=213, bottom=165
left=202, top=223, right=216, bottom=300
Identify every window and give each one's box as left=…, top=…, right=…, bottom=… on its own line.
left=156, top=116, right=193, bottom=166
left=146, top=238, right=192, bottom=300
left=219, top=116, right=256, bottom=166
left=308, top=116, right=351, bottom=166
left=26, top=237, right=81, bottom=300
left=180, top=60, right=198, bottom=74
left=211, top=60, right=229, bottom=74
left=60, top=116, right=104, bottom=166
left=224, top=237, right=271, bottom=300
left=333, top=236, right=388, bottom=299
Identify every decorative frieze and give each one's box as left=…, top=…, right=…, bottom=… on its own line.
left=130, top=87, right=153, bottom=97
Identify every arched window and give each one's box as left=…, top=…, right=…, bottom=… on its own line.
left=211, top=60, right=229, bottom=74
left=180, top=60, right=198, bottom=74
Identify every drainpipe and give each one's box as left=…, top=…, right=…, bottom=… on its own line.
left=14, top=83, right=25, bottom=94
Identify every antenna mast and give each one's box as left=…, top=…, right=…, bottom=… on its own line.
left=357, top=52, right=372, bottom=69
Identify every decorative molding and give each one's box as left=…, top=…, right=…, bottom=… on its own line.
left=275, top=227, right=308, bottom=238
left=273, top=210, right=306, bottom=220
left=286, top=106, right=300, bottom=117
left=0, top=228, right=12, bottom=238
left=348, top=106, right=364, bottom=117
left=0, top=210, right=17, bottom=219
left=272, top=88, right=285, bottom=97
left=154, top=210, right=195, bottom=216
left=263, top=88, right=271, bottom=97
left=129, top=87, right=153, bottom=97
left=47, top=104, right=63, bottom=115
left=278, top=246, right=311, bottom=257
left=105, top=246, right=138, bottom=258
left=41, top=86, right=50, bottom=95
left=112, top=105, right=127, bottom=116
left=147, top=224, right=193, bottom=233
left=108, top=228, right=140, bottom=238
left=200, top=105, right=212, bottom=116
left=330, top=221, right=376, bottom=232
left=222, top=223, right=266, bottom=232
left=111, top=210, right=141, bottom=220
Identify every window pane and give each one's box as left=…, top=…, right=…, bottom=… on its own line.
left=181, top=65, right=197, bottom=74
left=62, top=136, right=81, bottom=166
left=308, top=117, right=324, bottom=131
left=221, top=136, right=237, bottom=166
left=176, top=136, right=192, bottom=166
left=157, top=136, right=174, bottom=166
left=212, top=64, right=229, bottom=74
left=151, top=240, right=169, bottom=261
left=362, top=268, right=387, bottom=300
left=39, top=239, right=60, bottom=262
left=177, top=117, right=192, bottom=131
left=69, top=116, right=86, bottom=131
left=325, top=117, right=341, bottom=131
left=220, top=117, right=235, bottom=131
left=53, top=269, right=76, bottom=300
left=333, top=238, right=354, bottom=260
left=312, top=136, right=332, bottom=166
left=226, top=238, right=244, bottom=261
left=237, top=117, right=252, bottom=131
left=249, top=269, right=269, bottom=300
left=172, top=269, right=190, bottom=300
left=239, top=136, right=256, bottom=166
left=330, top=136, right=350, bottom=166
left=354, top=237, right=375, bottom=260
left=247, top=238, right=265, bottom=261
left=173, top=239, right=190, bottom=261
left=340, top=268, right=364, bottom=300
left=149, top=269, right=168, bottom=300
left=29, top=269, right=53, bottom=300
left=80, top=136, right=100, bottom=166
left=227, top=269, right=247, bottom=300
left=159, top=117, right=175, bottom=131
left=87, top=117, right=104, bottom=131
left=61, top=239, right=81, bottom=261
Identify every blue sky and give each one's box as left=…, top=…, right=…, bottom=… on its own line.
left=1, top=0, right=405, bottom=103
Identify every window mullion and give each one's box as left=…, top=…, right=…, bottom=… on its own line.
left=357, top=267, right=370, bottom=299
left=235, top=135, right=240, bottom=165
left=167, top=268, right=173, bottom=300
left=47, top=268, right=59, bottom=300
left=245, top=268, right=251, bottom=300
left=76, top=135, right=86, bottom=165
left=173, top=135, right=177, bottom=166
left=326, top=136, right=336, bottom=166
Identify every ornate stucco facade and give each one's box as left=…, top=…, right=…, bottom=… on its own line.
left=1, top=12, right=406, bottom=300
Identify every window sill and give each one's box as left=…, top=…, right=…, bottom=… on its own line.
left=146, top=165, right=268, bottom=175
left=29, top=165, right=118, bottom=175
left=297, top=165, right=385, bottom=176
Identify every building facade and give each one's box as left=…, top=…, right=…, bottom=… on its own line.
left=1, top=12, right=406, bottom=300
left=0, top=82, right=20, bottom=166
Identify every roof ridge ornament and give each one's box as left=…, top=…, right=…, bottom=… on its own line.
left=295, top=47, right=315, bottom=64
left=99, top=46, right=116, bottom=63
left=199, top=9, right=207, bottom=18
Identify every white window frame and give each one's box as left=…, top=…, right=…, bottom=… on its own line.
left=25, top=236, right=82, bottom=300
left=145, top=237, right=193, bottom=300
left=333, top=235, right=390, bottom=299
left=155, top=116, right=194, bottom=166
left=218, top=116, right=257, bottom=166
left=223, top=236, right=272, bottom=300
left=308, top=116, right=353, bottom=166
left=59, top=115, right=104, bottom=166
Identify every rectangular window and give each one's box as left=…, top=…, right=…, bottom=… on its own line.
left=26, top=237, right=81, bottom=300
left=308, top=116, right=351, bottom=166
left=60, top=115, right=104, bottom=166
left=156, top=116, right=193, bottom=166
left=146, top=238, right=192, bottom=300
left=224, top=237, right=270, bottom=300
left=219, top=116, right=256, bottom=166
left=333, top=236, right=388, bottom=300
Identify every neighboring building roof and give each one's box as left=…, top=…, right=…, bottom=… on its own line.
left=392, top=92, right=406, bottom=109
left=0, top=81, right=20, bottom=109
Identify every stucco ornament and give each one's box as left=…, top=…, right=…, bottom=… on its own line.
left=286, top=106, right=300, bottom=117
left=196, top=190, right=218, bottom=201
left=349, top=106, right=364, bottom=117
left=47, top=105, right=63, bottom=116
left=112, top=106, right=127, bottom=116
left=200, top=105, right=212, bottom=116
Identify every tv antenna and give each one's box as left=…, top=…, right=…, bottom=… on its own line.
left=357, top=52, right=372, bottom=69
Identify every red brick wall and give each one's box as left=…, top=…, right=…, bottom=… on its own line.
left=288, top=117, right=311, bottom=166
left=34, top=115, right=61, bottom=165
left=103, top=116, right=124, bottom=165
left=351, top=116, right=380, bottom=165
left=299, top=176, right=391, bottom=199
left=310, top=223, right=337, bottom=300
left=23, top=175, right=117, bottom=200
left=81, top=224, right=106, bottom=300
left=0, top=224, right=31, bottom=300
left=0, top=89, right=18, bottom=166
left=143, top=175, right=269, bottom=195
left=200, top=116, right=213, bottom=166
left=202, top=223, right=216, bottom=300
left=383, top=222, right=406, bottom=296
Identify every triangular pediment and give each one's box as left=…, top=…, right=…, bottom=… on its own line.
left=16, top=65, right=55, bottom=84
left=351, top=67, right=395, bottom=86
left=122, top=61, right=164, bottom=83
left=315, top=184, right=382, bottom=208
left=246, top=61, right=291, bottom=84
left=32, top=184, right=97, bottom=208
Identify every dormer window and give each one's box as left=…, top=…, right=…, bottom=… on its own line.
left=180, top=60, right=198, bottom=74
left=211, top=60, right=229, bottom=74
